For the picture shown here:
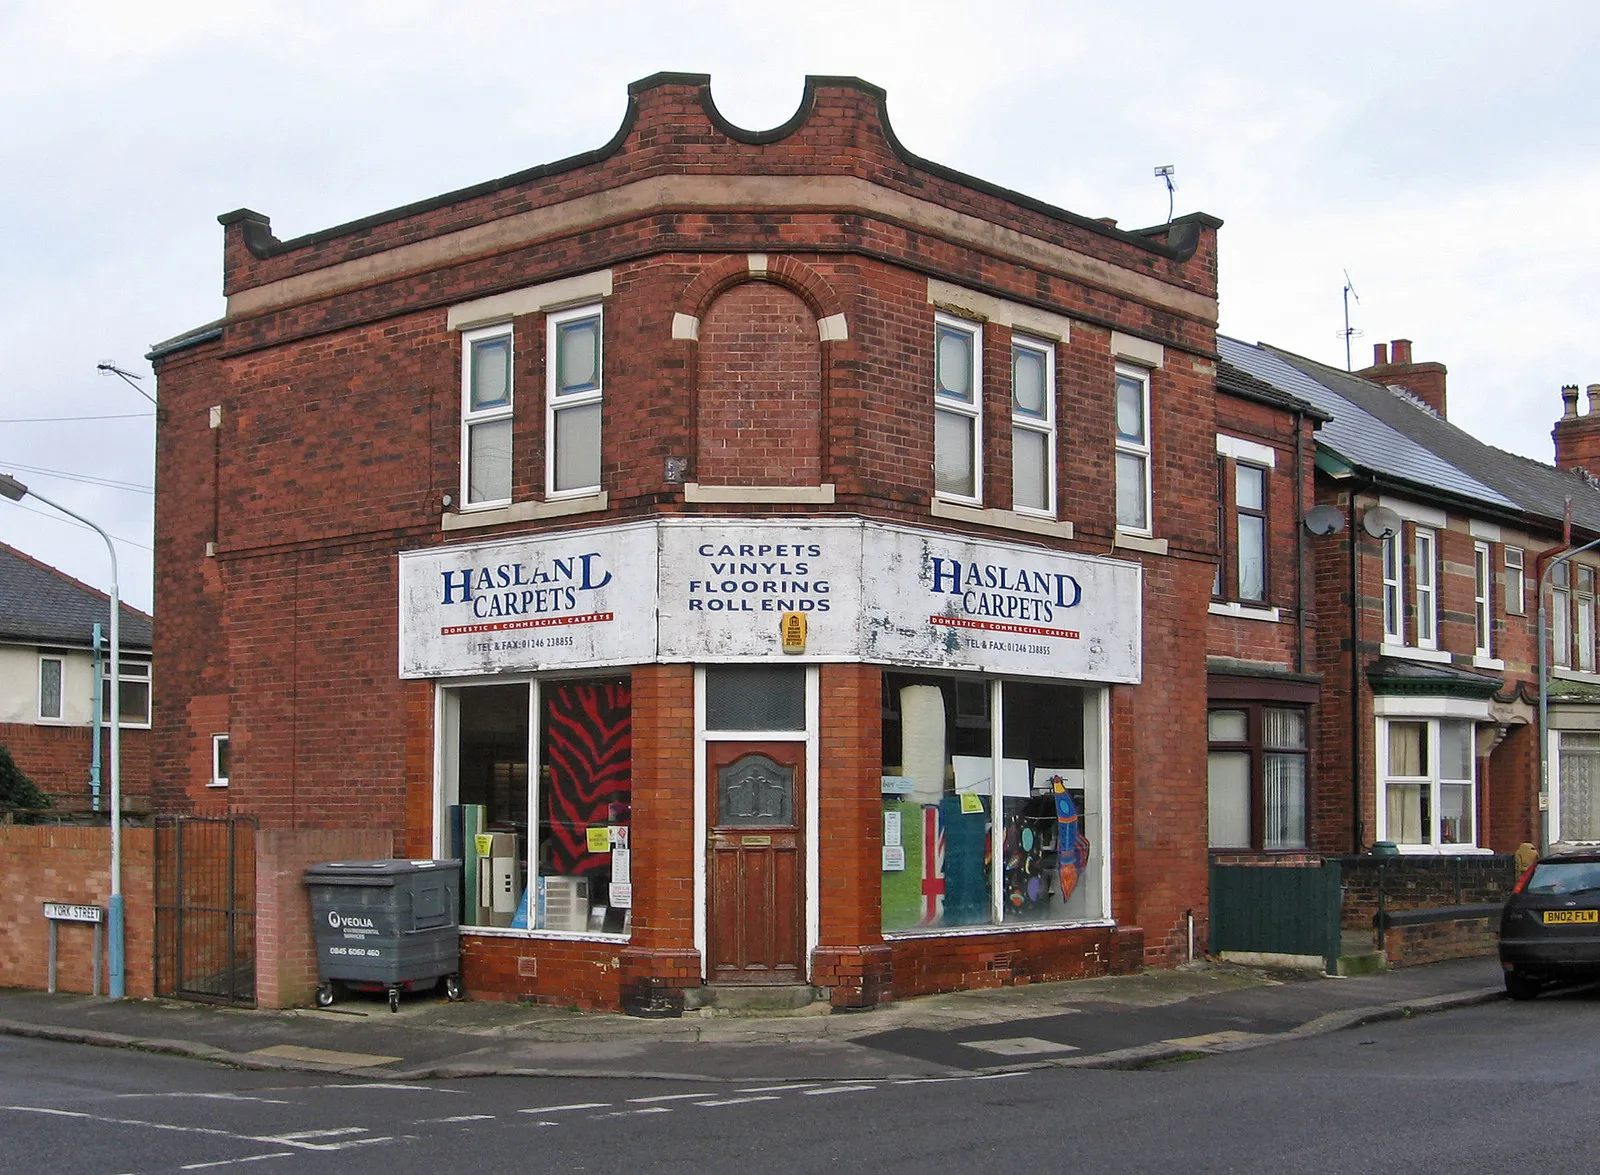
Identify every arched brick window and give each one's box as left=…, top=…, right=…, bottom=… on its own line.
left=695, top=281, right=822, bottom=486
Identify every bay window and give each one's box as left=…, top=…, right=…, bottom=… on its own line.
left=1207, top=704, right=1308, bottom=851
left=1379, top=717, right=1476, bottom=848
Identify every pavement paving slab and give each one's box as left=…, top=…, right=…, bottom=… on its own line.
left=0, top=955, right=1508, bottom=1082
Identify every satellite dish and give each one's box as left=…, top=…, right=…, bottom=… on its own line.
left=1303, top=505, right=1346, bottom=536
left=1362, top=506, right=1402, bottom=539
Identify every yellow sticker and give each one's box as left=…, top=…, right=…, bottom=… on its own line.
left=473, top=834, right=494, bottom=857
left=780, top=611, right=807, bottom=654
left=959, top=792, right=985, bottom=814
left=586, top=826, right=612, bottom=853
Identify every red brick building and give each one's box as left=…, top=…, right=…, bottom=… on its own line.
left=149, top=73, right=1231, bottom=1011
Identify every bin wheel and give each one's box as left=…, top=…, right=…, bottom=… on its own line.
left=315, top=983, right=335, bottom=1009
left=388, top=987, right=400, bottom=1013
left=445, top=975, right=463, bottom=1002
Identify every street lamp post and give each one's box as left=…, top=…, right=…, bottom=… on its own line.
left=0, top=472, right=125, bottom=998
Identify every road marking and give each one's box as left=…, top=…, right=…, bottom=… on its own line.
left=179, top=1154, right=296, bottom=1170
left=263, top=1128, right=369, bottom=1141
left=962, top=1036, right=1080, bottom=1056
left=693, top=1096, right=783, bottom=1107
left=966, top=1072, right=1030, bottom=1081
left=420, top=1114, right=497, bottom=1124
left=248, top=1045, right=401, bottom=1068
left=591, top=1107, right=673, bottom=1119
left=0, top=1106, right=386, bottom=1152
left=627, top=1093, right=710, bottom=1103
left=801, top=1085, right=877, bottom=1096
left=518, top=1102, right=609, bottom=1115
left=321, top=1083, right=464, bottom=1093
left=736, top=1083, right=821, bottom=1093
left=117, top=1093, right=292, bottom=1104
left=893, top=1077, right=967, bottom=1085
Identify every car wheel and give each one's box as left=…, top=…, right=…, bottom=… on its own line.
left=315, top=983, right=335, bottom=1008
left=1505, top=972, right=1542, bottom=1001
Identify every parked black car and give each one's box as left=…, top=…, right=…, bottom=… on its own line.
left=1498, top=850, right=1600, bottom=999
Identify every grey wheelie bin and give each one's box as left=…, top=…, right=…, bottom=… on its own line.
left=304, top=858, right=463, bottom=1012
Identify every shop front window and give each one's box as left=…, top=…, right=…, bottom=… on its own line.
left=880, top=673, right=1104, bottom=934
left=440, top=676, right=632, bottom=935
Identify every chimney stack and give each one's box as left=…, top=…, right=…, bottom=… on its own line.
left=1356, top=337, right=1447, bottom=418
left=1552, top=384, right=1600, bottom=473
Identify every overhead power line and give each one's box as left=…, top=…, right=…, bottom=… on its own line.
left=0, top=460, right=153, bottom=495
left=6, top=499, right=153, bottom=553
left=0, top=412, right=154, bottom=423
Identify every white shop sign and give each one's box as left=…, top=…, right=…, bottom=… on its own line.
left=859, top=524, right=1141, bottom=682
left=656, top=519, right=863, bottom=661
left=399, top=519, right=1141, bottom=682
left=398, top=523, right=658, bottom=677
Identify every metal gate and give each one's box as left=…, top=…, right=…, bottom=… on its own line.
left=1209, top=861, right=1342, bottom=974
left=154, top=816, right=257, bottom=1006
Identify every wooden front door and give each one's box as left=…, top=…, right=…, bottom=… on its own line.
left=706, top=741, right=805, bottom=985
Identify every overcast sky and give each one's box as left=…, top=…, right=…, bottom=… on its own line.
left=3, top=0, right=1597, bottom=613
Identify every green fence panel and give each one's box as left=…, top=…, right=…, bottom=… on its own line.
left=1209, top=862, right=1341, bottom=973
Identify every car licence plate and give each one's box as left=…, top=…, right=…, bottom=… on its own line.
left=1543, top=909, right=1599, bottom=924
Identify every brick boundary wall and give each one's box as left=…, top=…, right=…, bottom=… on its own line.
left=1339, top=855, right=1519, bottom=931
left=255, top=828, right=394, bottom=1009
left=0, top=825, right=155, bottom=996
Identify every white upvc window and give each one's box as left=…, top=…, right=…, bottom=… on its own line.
left=1010, top=334, right=1055, bottom=515
left=1413, top=528, right=1437, bottom=648
left=1505, top=547, right=1525, bottom=615
left=1114, top=364, right=1152, bottom=533
left=934, top=314, right=982, bottom=504
left=1556, top=730, right=1600, bottom=842
left=1473, top=541, right=1493, bottom=659
left=1580, top=566, right=1596, bottom=673
left=101, top=657, right=151, bottom=728
left=1553, top=562, right=1572, bottom=669
left=210, top=734, right=230, bottom=788
left=461, top=323, right=514, bottom=507
left=1382, top=532, right=1404, bottom=644
left=38, top=654, right=64, bottom=722
left=1379, top=717, right=1476, bottom=848
left=546, top=304, right=603, bottom=497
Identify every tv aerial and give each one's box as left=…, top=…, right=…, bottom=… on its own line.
left=1153, top=165, right=1176, bottom=224
left=1337, top=271, right=1363, bottom=371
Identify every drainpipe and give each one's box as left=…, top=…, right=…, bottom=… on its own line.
left=1349, top=489, right=1365, bottom=853
left=1294, top=413, right=1307, bottom=674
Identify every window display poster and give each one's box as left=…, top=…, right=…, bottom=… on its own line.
left=609, top=883, right=633, bottom=909
left=611, top=848, right=631, bottom=884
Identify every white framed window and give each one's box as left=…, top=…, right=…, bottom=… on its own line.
left=1553, top=562, right=1572, bottom=669
left=1379, top=717, right=1476, bottom=848
left=1574, top=569, right=1587, bottom=672
left=1473, top=541, right=1493, bottom=659
left=1010, top=334, right=1054, bottom=515
left=210, top=734, right=230, bottom=788
left=1382, top=532, right=1404, bottom=644
left=1235, top=464, right=1267, bottom=603
left=546, top=304, right=603, bottom=497
left=38, top=654, right=64, bottom=721
left=101, top=658, right=151, bottom=727
left=461, top=323, right=514, bottom=507
left=437, top=675, right=632, bottom=936
left=881, top=674, right=1108, bottom=932
left=934, top=314, right=982, bottom=503
left=1556, top=730, right=1600, bottom=842
left=1114, top=364, right=1152, bottom=533
left=1413, top=528, right=1437, bottom=649
left=1505, top=547, right=1525, bottom=615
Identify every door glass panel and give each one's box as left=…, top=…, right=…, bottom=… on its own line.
left=717, top=754, right=794, bottom=825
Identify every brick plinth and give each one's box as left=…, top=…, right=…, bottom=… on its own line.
left=888, top=924, right=1142, bottom=999
left=812, top=944, right=893, bottom=1008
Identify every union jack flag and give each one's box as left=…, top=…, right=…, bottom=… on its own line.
left=920, top=804, right=945, bottom=925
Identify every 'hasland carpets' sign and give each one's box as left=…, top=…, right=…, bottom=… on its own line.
left=398, top=519, right=1141, bottom=682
